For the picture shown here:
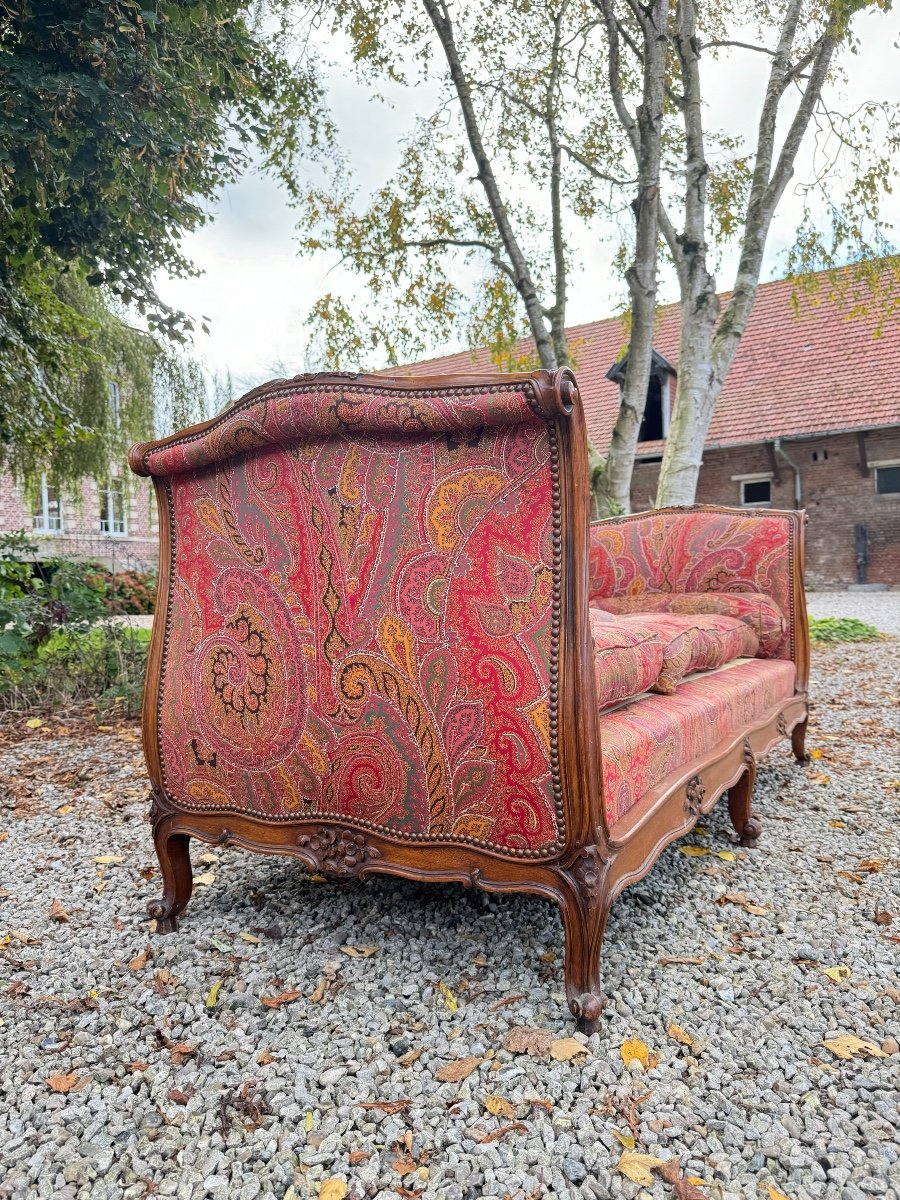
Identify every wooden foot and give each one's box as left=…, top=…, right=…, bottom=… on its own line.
left=556, top=847, right=611, bottom=1034
left=791, top=716, right=811, bottom=765
left=148, top=829, right=192, bottom=933
left=728, top=741, right=761, bottom=848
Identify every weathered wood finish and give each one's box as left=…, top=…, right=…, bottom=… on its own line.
left=133, top=370, right=810, bottom=1031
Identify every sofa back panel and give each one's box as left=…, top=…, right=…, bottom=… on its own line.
left=587, top=508, right=796, bottom=659
left=148, top=380, right=569, bottom=855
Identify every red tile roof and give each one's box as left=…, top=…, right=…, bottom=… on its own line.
left=387, top=272, right=900, bottom=450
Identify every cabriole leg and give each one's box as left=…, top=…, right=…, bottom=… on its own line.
left=728, top=740, right=761, bottom=848
left=556, top=852, right=611, bottom=1034
left=791, top=715, right=811, bottom=765
left=148, top=827, right=193, bottom=933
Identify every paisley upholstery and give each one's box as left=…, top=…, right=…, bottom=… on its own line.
left=145, top=380, right=566, bottom=855
left=612, top=613, right=760, bottom=694
left=591, top=591, right=786, bottom=658
left=588, top=610, right=663, bottom=711
left=600, top=659, right=797, bottom=825
left=588, top=509, right=796, bottom=659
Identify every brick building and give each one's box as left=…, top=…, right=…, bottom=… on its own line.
left=0, top=470, right=158, bottom=571
left=393, top=272, right=900, bottom=588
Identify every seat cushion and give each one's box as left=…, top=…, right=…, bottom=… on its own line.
left=613, top=613, right=760, bottom=694
left=600, top=658, right=797, bottom=825
left=589, top=609, right=664, bottom=712
left=591, top=591, right=786, bottom=657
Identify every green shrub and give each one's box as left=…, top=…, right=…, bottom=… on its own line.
left=809, top=616, right=883, bottom=644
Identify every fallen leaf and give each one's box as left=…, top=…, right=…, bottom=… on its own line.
left=667, top=1023, right=696, bottom=1049
left=239, top=933, right=261, bottom=944
left=611, top=1130, right=636, bottom=1150
left=504, top=1026, right=553, bottom=1056
left=857, top=859, right=883, bottom=873
left=714, top=849, right=737, bottom=861
left=257, top=1049, right=273, bottom=1066
left=829, top=818, right=844, bottom=827
left=168, top=1087, right=193, bottom=1105
left=310, top=977, right=328, bottom=1003
left=169, top=1041, right=197, bottom=1065
left=390, top=1154, right=417, bottom=1175
left=438, top=981, right=458, bottom=1011
left=467, top=1121, right=529, bottom=1143
left=261, top=987, right=302, bottom=1009
left=485, top=1095, right=517, bottom=1119
left=717, top=893, right=771, bottom=916
left=56, top=804, right=73, bottom=815
left=821, top=1034, right=885, bottom=1060
left=46, top=1072, right=80, bottom=1093
left=318, top=1180, right=347, bottom=1200
left=26, top=718, right=43, bottom=729
left=9, top=929, right=40, bottom=945
left=197, top=852, right=218, bottom=864
left=822, top=965, right=852, bottom=984
left=808, top=772, right=831, bottom=784
left=48, top=899, right=70, bottom=923
left=128, top=947, right=151, bottom=972
left=340, top=944, right=379, bottom=958
left=675, top=1181, right=709, bottom=1200
left=434, top=1055, right=482, bottom=1083
left=126, top=1060, right=148, bottom=1072
left=767, top=1186, right=792, bottom=1200
left=619, top=1037, right=658, bottom=1069
left=549, top=1037, right=589, bottom=1062
left=615, top=1151, right=666, bottom=1186
left=655, top=1158, right=681, bottom=1183
left=193, top=872, right=216, bottom=887
left=397, top=1048, right=423, bottom=1067
left=93, top=855, right=124, bottom=865
left=659, top=955, right=706, bottom=966
left=348, top=1151, right=372, bottom=1165
left=489, top=994, right=524, bottom=1010
left=304, top=1111, right=314, bottom=1131
left=679, top=845, right=709, bottom=857
left=873, top=906, right=894, bottom=927
left=206, top=978, right=223, bottom=1008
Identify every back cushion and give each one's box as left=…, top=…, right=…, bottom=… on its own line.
left=143, top=381, right=566, bottom=854
left=614, top=613, right=760, bottom=694
left=592, top=592, right=786, bottom=657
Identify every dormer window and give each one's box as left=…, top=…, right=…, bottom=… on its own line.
left=606, top=348, right=676, bottom=445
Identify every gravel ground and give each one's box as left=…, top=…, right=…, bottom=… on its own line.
left=1, top=595, right=897, bottom=1200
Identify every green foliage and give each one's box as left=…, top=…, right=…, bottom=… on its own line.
left=0, top=0, right=327, bottom=474
left=809, top=616, right=884, bottom=644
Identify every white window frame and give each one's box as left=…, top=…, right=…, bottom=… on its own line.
left=32, top=473, right=64, bottom=534
left=872, top=458, right=900, bottom=496
left=99, top=479, right=128, bottom=536
left=732, top=471, right=773, bottom=507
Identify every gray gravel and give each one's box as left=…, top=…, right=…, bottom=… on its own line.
left=1, top=594, right=898, bottom=1200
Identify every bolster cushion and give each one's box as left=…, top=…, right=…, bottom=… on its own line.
left=613, top=613, right=760, bottom=695
left=589, top=609, right=664, bottom=711
left=591, top=591, right=786, bottom=658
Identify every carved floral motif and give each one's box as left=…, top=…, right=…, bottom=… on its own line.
left=297, top=826, right=382, bottom=876
left=570, top=844, right=607, bottom=899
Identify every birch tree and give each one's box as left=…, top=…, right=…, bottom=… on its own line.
left=597, top=0, right=899, bottom=507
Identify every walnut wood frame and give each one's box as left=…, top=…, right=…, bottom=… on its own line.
left=131, top=369, right=810, bottom=1032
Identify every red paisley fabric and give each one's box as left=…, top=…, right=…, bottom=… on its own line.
left=591, top=592, right=786, bottom=658
left=612, top=613, right=760, bottom=694
left=150, top=383, right=564, bottom=854
left=588, top=509, right=795, bottom=659
left=588, top=610, right=663, bottom=711
left=600, top=658, right=796, bottom=825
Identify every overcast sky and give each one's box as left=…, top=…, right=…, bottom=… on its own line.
left=156, top=8, right=899, bottom=400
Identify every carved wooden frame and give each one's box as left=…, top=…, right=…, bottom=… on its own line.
left=131, top=370, right=810, bottom=1032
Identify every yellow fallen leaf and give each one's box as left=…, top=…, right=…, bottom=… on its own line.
left=193, top=872, right=216, bottom=887
left=829, top=819, right=845, bottom=828
left=94, top=880, right=106, bottom=894
left=26, top=718, right=43, bottom=729
left=821, top=1034, right=885, bottom=1061
left=197, top=852, right=218, bottom=864
left=667, top=1023, right=696, bottom=1048
left=319, top=1180, right=347, bottom=1200
left=768, top=1185, right=793, bottom=1200
left=56, top=804, right=73, bottom=815
left=94, top=855, right=124, bottom=865
left=206, top=978, right=223, bottom=1008
left=809, top=748, right=822, bottom=759
left=615, top=1151, right=666, bottom=1186
left=714, top=850, right=737, bottom=861
left=485, top=1095, right=517, bottom=1119
left=304, top=1111, right=314, bottom=1131
left=438, top=981, right=458, bottom=1012
left=822, top=965, right=851, bottom=984
left=550, top=1037, right=589, bottom=1061
left=679, top=845, right=709, bottom=857
left=620, top=1037, right=657, bottom=1068
left=239, top=932, right=261, bottom=944
left=611, top=1130, right=636, bottom=1150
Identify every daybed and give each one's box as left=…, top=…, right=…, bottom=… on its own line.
left=130, top=368, right=809, bottom=1031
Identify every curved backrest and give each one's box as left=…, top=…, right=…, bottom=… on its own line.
left=132, top=370, right=598, bottom=857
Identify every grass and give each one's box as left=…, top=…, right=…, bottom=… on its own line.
left=809, top=616, right=884, bottom=644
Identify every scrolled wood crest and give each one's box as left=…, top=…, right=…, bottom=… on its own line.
left=297, top=826, right=382, bottom=876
